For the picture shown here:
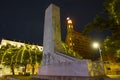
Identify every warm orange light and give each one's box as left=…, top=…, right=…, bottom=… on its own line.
left=68, top=20, right=72, bottom=24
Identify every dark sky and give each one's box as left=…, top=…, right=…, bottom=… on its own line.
left=0, top=0, right=106, bottom=45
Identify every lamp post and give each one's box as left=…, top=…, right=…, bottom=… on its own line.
left=93, top=42, right=102, bottom=61
left=93, top=42, right=105, bottom=75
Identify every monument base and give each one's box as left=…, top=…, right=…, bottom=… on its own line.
left=38, top=60, right=90, bottom=76
left=33, top=75, right=112, bottom=80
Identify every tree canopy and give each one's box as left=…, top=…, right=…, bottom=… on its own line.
left=0, top=42, right=42, bottom=75
left=83, top=0, right=120, bottom=62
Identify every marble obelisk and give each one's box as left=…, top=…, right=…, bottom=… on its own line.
left=42, top=4, right=63, bottom=66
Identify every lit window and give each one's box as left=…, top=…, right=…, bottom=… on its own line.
left=71, top=25, right=73, bottom=28
left=68, top=20, right=72, bottom=24
left=68, top=25, right=71, bottom=28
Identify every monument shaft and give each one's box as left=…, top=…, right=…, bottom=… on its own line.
left=43, top=4, right=61, bottom=65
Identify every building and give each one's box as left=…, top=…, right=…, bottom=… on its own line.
left=0, top=39, right=43, bottom=52
left=65, top=17, right=93, bottom=59
left=0, top=39, right=43, bottom=75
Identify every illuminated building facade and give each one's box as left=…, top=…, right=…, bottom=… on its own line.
left=0, top=39, right=43, bottom=51
left=65, top=17, right=93, bottom=59
left=0, top=39, right=43, bottom=75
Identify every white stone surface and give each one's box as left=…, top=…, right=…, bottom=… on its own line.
left=39, top=60, right=89, bottom=76
left=42, top=4, right=62, bottom=65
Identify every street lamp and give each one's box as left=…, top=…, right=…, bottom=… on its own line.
left=93, top=42, right=102, bottom=61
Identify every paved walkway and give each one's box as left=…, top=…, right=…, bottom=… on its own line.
left=107, top=75, right=120, bottom=78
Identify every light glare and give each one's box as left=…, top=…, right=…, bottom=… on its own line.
left=67, top=17, right=70, bottom=20
left=93, top=42, right=99, bottom=48
left=68, top=20, right=72, bottom=24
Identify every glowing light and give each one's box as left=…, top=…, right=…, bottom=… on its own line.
left=67, top=17, right=72, bottom=24
left=0, top=74, right=3, bottom=77
left=1, top=41, right=7, bottom=46
left=68, top=20, right=72, bottom=24
left=93, top=42, right=99, bottom=48
left=70, top=43, right=72, bottom=46
left=20, top=66, right=24, bottom=69
left=38, top=46, right=43, bottom=51
left=67, top=17, right=70, bottom=20
left=17, top=44, right=22, bottom=48
left=32, top=45, right=35, bottom=49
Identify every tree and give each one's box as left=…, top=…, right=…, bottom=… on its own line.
left=15, top=44, right=32, bottom=75
left=0, top=45, right=6, bottom=63
left=0, top=39, right=43, bottom=75
left=0, top=43, right=19, bottom=75
left=83, top=16, right=109, bottom=35
left=83, top=0, right=120, bottom=62
left=30, top=45, right=42, bottom=75
left=15, top=44, right=42, bottom=75
left=105, top=0, right=120, bottom=25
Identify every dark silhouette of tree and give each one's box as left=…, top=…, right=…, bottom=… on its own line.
left=83, top=0, right=120, bottom=62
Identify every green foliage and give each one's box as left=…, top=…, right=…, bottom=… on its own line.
left=82, top=0, right=120, bottom=61
left=0, top=42, right=42, bottom=75
left=62, top=42, right=82, bottom=59
left=105, top=0, right=120, bottom=25
left=83, top=16, right=109, bottom=35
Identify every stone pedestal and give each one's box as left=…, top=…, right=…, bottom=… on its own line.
left=39, top=59, right=89, bottom=76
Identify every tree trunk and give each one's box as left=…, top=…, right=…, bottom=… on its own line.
left=11, top=65, right=15, bottom=75
left=23, top=64, right=27, bottom=75
left=32, top=64, right=35, bottom=75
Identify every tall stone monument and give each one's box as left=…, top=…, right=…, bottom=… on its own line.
left=38, top=4, right=105, bottom=79
left=42, top=4, right=64, bottom=66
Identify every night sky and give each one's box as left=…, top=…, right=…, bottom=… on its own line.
left=0, top=0, right=106, bottom=46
